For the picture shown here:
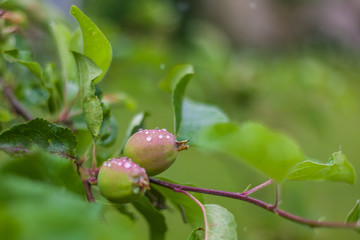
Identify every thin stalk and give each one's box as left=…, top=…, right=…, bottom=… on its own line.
left=0, top=77, right=33, bottom=120
left=242, top=179, right=273, bottom=196
left=82, top=179, right=95, bottom=202
left=92, top=141, right=97, bottom=171
left=174, top=188, right=208, bottom=240
left=149, top=178, right=360, bottom=229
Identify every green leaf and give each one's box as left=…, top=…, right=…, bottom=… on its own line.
left=197, top=122, right=304, bottom=181
left=50, top=22, right=78, bottom=84
left=167, top=64, right=194, bottom=134
left=0, top=106, right=14, bottom=123
left=1, top=149, right=85, bottom=196
left=287, top=151, right=356, bottom=184
left=2, top=49, right=43, bottom=79
left=98, top=104, right=118, bottom=147
left=204, top=204, right=237, bottom=240
left=188, top=228, right=205, bottom=240
left=73, top=52, right=103, bottom=139
left=346, top=200, right=360, bottom=233
left=0, top=118, right=77, bottom=157
left=0, top=175, right=136, bottom=240
left=132, top=197, right=167, bottom=240
left=83, top=96, right=103, bottom=139
left=70, top=5, right=112, bottom=83
left=120, top=112, right=148, bottom=154
left=151, top=177, right=205, bottom=228
left=177, top=98, right=228, bottom=142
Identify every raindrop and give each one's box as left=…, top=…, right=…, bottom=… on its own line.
left=103, top=163, right=108, bottom=167
left=166, top=135, right=171, bottom=139
left=108, top=163, right=112, bottom=167
left=155, top=127, right=159, bottom=130
left=159, top=134, right=163, bottom=139
left=139, top=128, right=143, bottom=132
left=145, top=131, right=149, bottom=134
left=132, top=186, right=140, bottom=194
left=162, top=128, right=167, bottom=131
left=117, top=162, right=122, bottom=166
left=146, top=136, right=152, bottom=142
left=124, top=162, right=131, bottom=168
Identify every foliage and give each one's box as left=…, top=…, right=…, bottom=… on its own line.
left=0, top=1, right=359, bottom=240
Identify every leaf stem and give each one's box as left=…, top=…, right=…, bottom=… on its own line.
left=149, top=178, right=360, bottom=229
left=92, top=141, right=97, bottom=171
left=242, top=179, right=273, bottom=196
left=174, top=188, right=208, bottom=240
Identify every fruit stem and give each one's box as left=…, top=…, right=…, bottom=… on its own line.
left=176, top=140, right=190, bottom=151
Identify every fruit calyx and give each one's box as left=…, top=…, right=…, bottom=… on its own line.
left=176, top=139, right=190, bottom=151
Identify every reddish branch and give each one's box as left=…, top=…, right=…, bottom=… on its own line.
left=0, top=77, right=33, bottom=121
left=82, top=179, right=95, bottom=202
left=149, top=177, right=360, bottom=229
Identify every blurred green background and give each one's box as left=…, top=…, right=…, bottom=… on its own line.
left=6, top=0, right=360, bottom=239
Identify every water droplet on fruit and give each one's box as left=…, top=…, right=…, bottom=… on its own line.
left=124, top=162, right=131, bottom=168
left=146, top=136, right=152, bottom=142
left=132, top=186, right=140, bottom=194
left=162, top=128, right=167, bottom=131
left=145, top=131, right=149, bottom=134
left=108, top=163, right=112, bottom=167
left=103, top=163, right=108, bottom=167
left=117, top=162, right=122, bottom=166
left=159, top=134, right=163, bottom=139
left=139, top=128, right=143, bottom=132
left=155, top=127, right=159, bottom=130
left=166, top=135, right=170, bottom=139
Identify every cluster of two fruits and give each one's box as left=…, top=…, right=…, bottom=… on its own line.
left=98, top=129, right=189, bottom=203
